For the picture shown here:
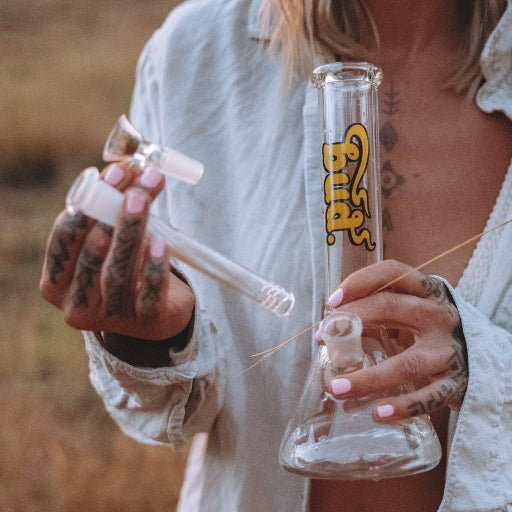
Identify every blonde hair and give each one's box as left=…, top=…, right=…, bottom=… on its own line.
left=261, top=0, right=507, bottom=96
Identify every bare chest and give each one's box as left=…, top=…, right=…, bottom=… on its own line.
left=377, top=83, right=511, bottom=285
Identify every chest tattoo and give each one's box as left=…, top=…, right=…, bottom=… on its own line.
left=379, top=82, right=406, bottom=250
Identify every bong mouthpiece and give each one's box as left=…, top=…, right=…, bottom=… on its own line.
left=103, top=115, right=204, bottom=185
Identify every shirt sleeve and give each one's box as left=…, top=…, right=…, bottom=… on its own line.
left=442, top=282, right=512, bottom=509
left=83, top=300, right=226, bottom=448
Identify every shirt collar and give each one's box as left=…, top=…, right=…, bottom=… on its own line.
left=476, top=0, right=512, bottom=119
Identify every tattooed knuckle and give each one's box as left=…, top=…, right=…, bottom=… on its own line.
left=86, top=234, right=111, bottom=257
left=77, top=250, right=104, bottom=271
left=104, top=268, right=129, bottom=298
left=421, top=276, right=445, bottom=301
left=137, top=292, right=159, bottom=321
left=139, top=309, right=159, bottom=327
left=103, top=272, right=132, bottom=319
left=54, top=211, right=87, bottom=240
left=51, top=216, right=74, bottom=242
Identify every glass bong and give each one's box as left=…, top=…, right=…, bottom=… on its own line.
left=279, top=63, right=442, bottom=480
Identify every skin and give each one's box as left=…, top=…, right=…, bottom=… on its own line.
left=40, top=163, right=195, bottom=347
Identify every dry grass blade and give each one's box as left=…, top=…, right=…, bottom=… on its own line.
left=244, top=218, right=512, bottom=372
left=374, top=218, right=512, bottom=293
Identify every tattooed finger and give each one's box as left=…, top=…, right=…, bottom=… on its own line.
left=71, top=249, right=104, bottom=308
left=44, top=212, right=90, bottom=286
left=103, top=189, right=149, bottom=319
left=340, top=260, right=452, bottom=304
left=373, top=369, right=468, bottom=422
left=40, top=212, right=93, bottom=311
left=96, top=222, right=114, bottom=238
left=430, top=320, right=468, bottom=410
left=104, top=218, right=145, bottom=318
left=136, top=236, right=169, bottom=326
left=420, top=275, right=456, bottom=310
left=64, top=216, right=115, bottom=308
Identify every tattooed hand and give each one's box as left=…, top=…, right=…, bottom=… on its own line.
left=325, top=260, right=468, bottom=421
left=40, top=163, right=195, bottom=343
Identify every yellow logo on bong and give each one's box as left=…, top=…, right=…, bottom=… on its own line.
left=323, top=123, right=375, bottom=250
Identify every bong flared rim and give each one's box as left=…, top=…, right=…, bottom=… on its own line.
left=318, top=311, right=363, bottom=344
left=311, top=62, right=383, bottom=90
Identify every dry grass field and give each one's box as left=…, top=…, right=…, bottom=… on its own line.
left=0, top=1, right=190, bottom=510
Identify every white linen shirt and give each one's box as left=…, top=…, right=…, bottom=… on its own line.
left=84, top=0, right=512, bottom=510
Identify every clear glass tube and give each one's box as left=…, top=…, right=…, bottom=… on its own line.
left=65, top=167, right=295, bottom=317
left=312, top=62, right=383, bottom=303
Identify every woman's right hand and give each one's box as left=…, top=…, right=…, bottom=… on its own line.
left=40, top=162, right=196, bottom=343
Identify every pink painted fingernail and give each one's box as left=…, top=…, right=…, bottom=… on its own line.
left=104, top=165, right=124, bottom=185
left=126, top=189, right=146, bottom=214
left=377, top=404, right=395, bottom=418
left=140, top=165, right=163, bottom=188
left=328, top=288, right=344, bottom=308
left=150, top=236, right=165, bottom=258
left=331, top=378, right=351, bottom=395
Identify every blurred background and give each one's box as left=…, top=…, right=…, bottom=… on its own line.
left=0, top=1, right=189, bottom=510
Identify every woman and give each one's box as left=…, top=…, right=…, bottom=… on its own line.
left=40, top=0, right=512, bottom=510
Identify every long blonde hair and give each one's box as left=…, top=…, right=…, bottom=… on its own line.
left=261, top=0, right=507, bottom=96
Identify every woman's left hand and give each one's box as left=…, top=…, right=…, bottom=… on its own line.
left=324, top=259, right=468, bottom=422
